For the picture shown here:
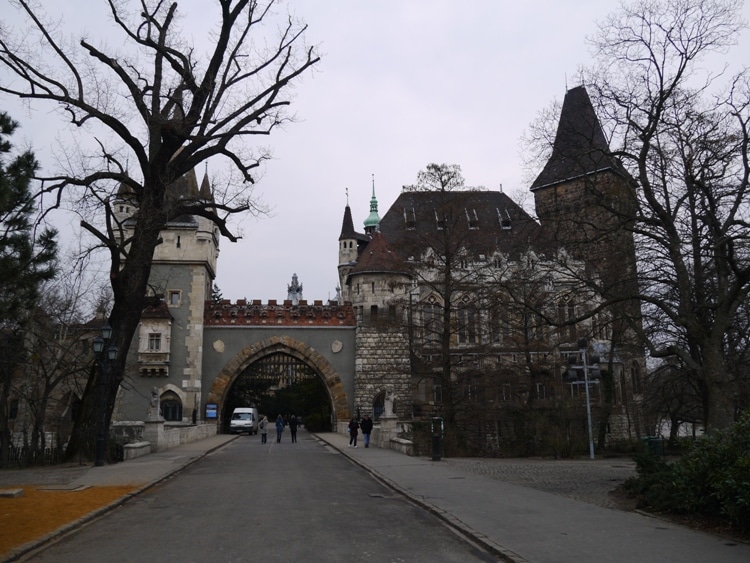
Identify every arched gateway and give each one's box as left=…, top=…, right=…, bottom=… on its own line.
left=201, top=300, right=357, bottom=427
left=206, top=334, right=351, bottom=424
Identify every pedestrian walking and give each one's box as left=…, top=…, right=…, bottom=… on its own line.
left=361, top=415, right=373, bottom=448
left=259, top=415, right=268, bottom=444
left=289, top=415, right=299, bottom=443
left=275, top=414, right=285, bottom=443
left=348, top=417, right=359, bottom=448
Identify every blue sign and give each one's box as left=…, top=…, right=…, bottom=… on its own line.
left=205, top=403, right=218, bottom=419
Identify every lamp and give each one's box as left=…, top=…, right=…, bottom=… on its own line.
left=92, top=324, right=118, bottom=467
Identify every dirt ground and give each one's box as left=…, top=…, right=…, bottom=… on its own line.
left=0, top=485, right=136, bottom=556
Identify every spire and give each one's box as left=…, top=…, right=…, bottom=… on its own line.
left=199, top=167, right=213, bottom=201
left=530, top=85, right=618, bottom=191
left=339, top=198, right=357, bottom=241
left=363, top=174, right=381, bottom=234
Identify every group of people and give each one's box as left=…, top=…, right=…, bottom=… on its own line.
left=258, top=414, right=299, bottom=444
left=347, top=415, right=373, bottom=448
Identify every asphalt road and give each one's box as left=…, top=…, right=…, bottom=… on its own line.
left=23, top=430, right=496, bottom=562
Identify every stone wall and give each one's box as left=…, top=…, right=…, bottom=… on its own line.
left=354, top=325, right=411, bottom=417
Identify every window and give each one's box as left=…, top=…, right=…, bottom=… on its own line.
left=535, top=382, right=547, bottom=400
left=433, top=385, right=443, bottom=404
left=489, top=308, right=501, bottom=343
left=423, top=302, right=442, bottom=344
left=161, top=398, right=182, bottom=421
left=435, top=210, right=446, bottom=230
left=404, top=208, right=416, bottom=229
left=148, top=333, right=161, bottom=351
left=370, top=305, right=378, bottom=322
left=169, top=291, right=181, bottom=306
left=457, top=302, right=477, bottom=344
left=465, top=208, right=479, bottom=229
left=176, top=235, right=181, bottom=248
left=502, top=383, right=512, bottom=401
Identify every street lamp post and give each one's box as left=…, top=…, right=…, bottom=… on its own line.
left=569, top=338, right=599, bottom=460
left=92, top=324, right=118, bottom=467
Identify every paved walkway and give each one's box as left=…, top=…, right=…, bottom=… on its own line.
left=2, top=431, right=749, bottom=562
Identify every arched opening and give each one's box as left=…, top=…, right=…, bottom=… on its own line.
left=160, top=391, right=183, bottom=422
left=207, top=335, right=351, bottom=430
left=373, top=392, right=385, bottom=421
left=223, top=351, right=331, bottom=432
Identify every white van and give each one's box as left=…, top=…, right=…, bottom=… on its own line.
left=229, top=407, right=259, bottom=434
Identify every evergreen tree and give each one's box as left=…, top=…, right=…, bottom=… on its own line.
left=0, top=112, right=58, bottom=467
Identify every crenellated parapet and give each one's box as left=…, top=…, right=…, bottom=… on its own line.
left=205, top=299, right=356, bottom=327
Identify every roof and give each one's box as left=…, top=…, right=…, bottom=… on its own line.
left=376, top=189, right=543, bottom=260
left=531, top=86, right=619, bottom=191
left=339, top=205, right=370, bottom=243
left=141, top=301, right=173, bottom=320
left=349, top=231, right=407, bottom=275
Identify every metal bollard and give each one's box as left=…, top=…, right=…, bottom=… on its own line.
left=432, top=433, right=441, bottom=461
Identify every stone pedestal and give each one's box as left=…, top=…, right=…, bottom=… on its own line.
left=144, top=419, right=165, bottom=453
left=376, top=414, right=398, bottom=448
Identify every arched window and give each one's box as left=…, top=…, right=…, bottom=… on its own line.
left=160, top=392, right=183, bottom=422
left=630, top=363, right=642, bottom=394
left=373, top=392, right=385, bottom=421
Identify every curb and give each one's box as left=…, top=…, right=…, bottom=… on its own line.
left=2, top=436, right=238, bottom=562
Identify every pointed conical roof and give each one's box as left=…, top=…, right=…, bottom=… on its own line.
left=199, top=170, right=213, bottom=201
left=531, top=85, right=618, bottom=191
left=339, top=204, right=358, bottom=240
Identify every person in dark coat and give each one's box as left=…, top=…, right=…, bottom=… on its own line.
left=348, top=417, right=360, bottom=448
left=360, top=415, right=373, bottom=448
left=275, top=414, right=285, bottom=443
left=289, top=415, right=299, bottom=443
left=259, top=415, right=269, bottom=444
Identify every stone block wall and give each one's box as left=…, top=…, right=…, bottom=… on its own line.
left=355, top=325, right=411, bottom=417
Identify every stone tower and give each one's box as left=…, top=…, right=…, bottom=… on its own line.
left=338, top=192, right=371, bottom=303
left=530, top=85, right=644, bottom=434
left=113, top=167, right=219, bottom=423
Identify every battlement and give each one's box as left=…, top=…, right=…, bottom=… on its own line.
left=204, top=299, right=356, bottom=327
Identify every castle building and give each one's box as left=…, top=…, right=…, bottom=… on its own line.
left=104, top=85, right=644, bottom=451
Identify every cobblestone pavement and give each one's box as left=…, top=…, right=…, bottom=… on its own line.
left=441, top=457, right=638, bottom=510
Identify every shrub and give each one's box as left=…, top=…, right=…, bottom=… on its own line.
left=626, top=412, right=750, bottom=531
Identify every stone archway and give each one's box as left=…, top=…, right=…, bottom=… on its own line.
left=206, top=335, right=350, bottom=425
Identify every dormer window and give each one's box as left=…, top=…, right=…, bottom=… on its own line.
left=404, top=208, right=416, bottom=230
left=465, top=208, right=479, bottom=230
left=435, top=210, right=446, bottom=230
left=497, top=208, right=512, bottom=230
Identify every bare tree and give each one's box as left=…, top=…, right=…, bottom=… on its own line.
left=0, top=0, right=319, bottom=460
left=587, top=0, right=750, bottom=431
left=525, top=0, right=750, bottom=432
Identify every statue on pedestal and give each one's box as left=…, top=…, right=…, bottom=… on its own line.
left=384, top=387, right=394, bottom=417
left=148, top=387, right=161, bottom=420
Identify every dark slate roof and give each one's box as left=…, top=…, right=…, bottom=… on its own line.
left=339, top=205, right=370, bottom=243
left=377, top=190, right=543, bottom=260
left=349, top=231, right=407, bottom=275
left=531, top=86, right=619, bottom=191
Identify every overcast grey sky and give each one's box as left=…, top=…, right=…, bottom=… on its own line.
left=3, top=1, right=750, bottom=304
